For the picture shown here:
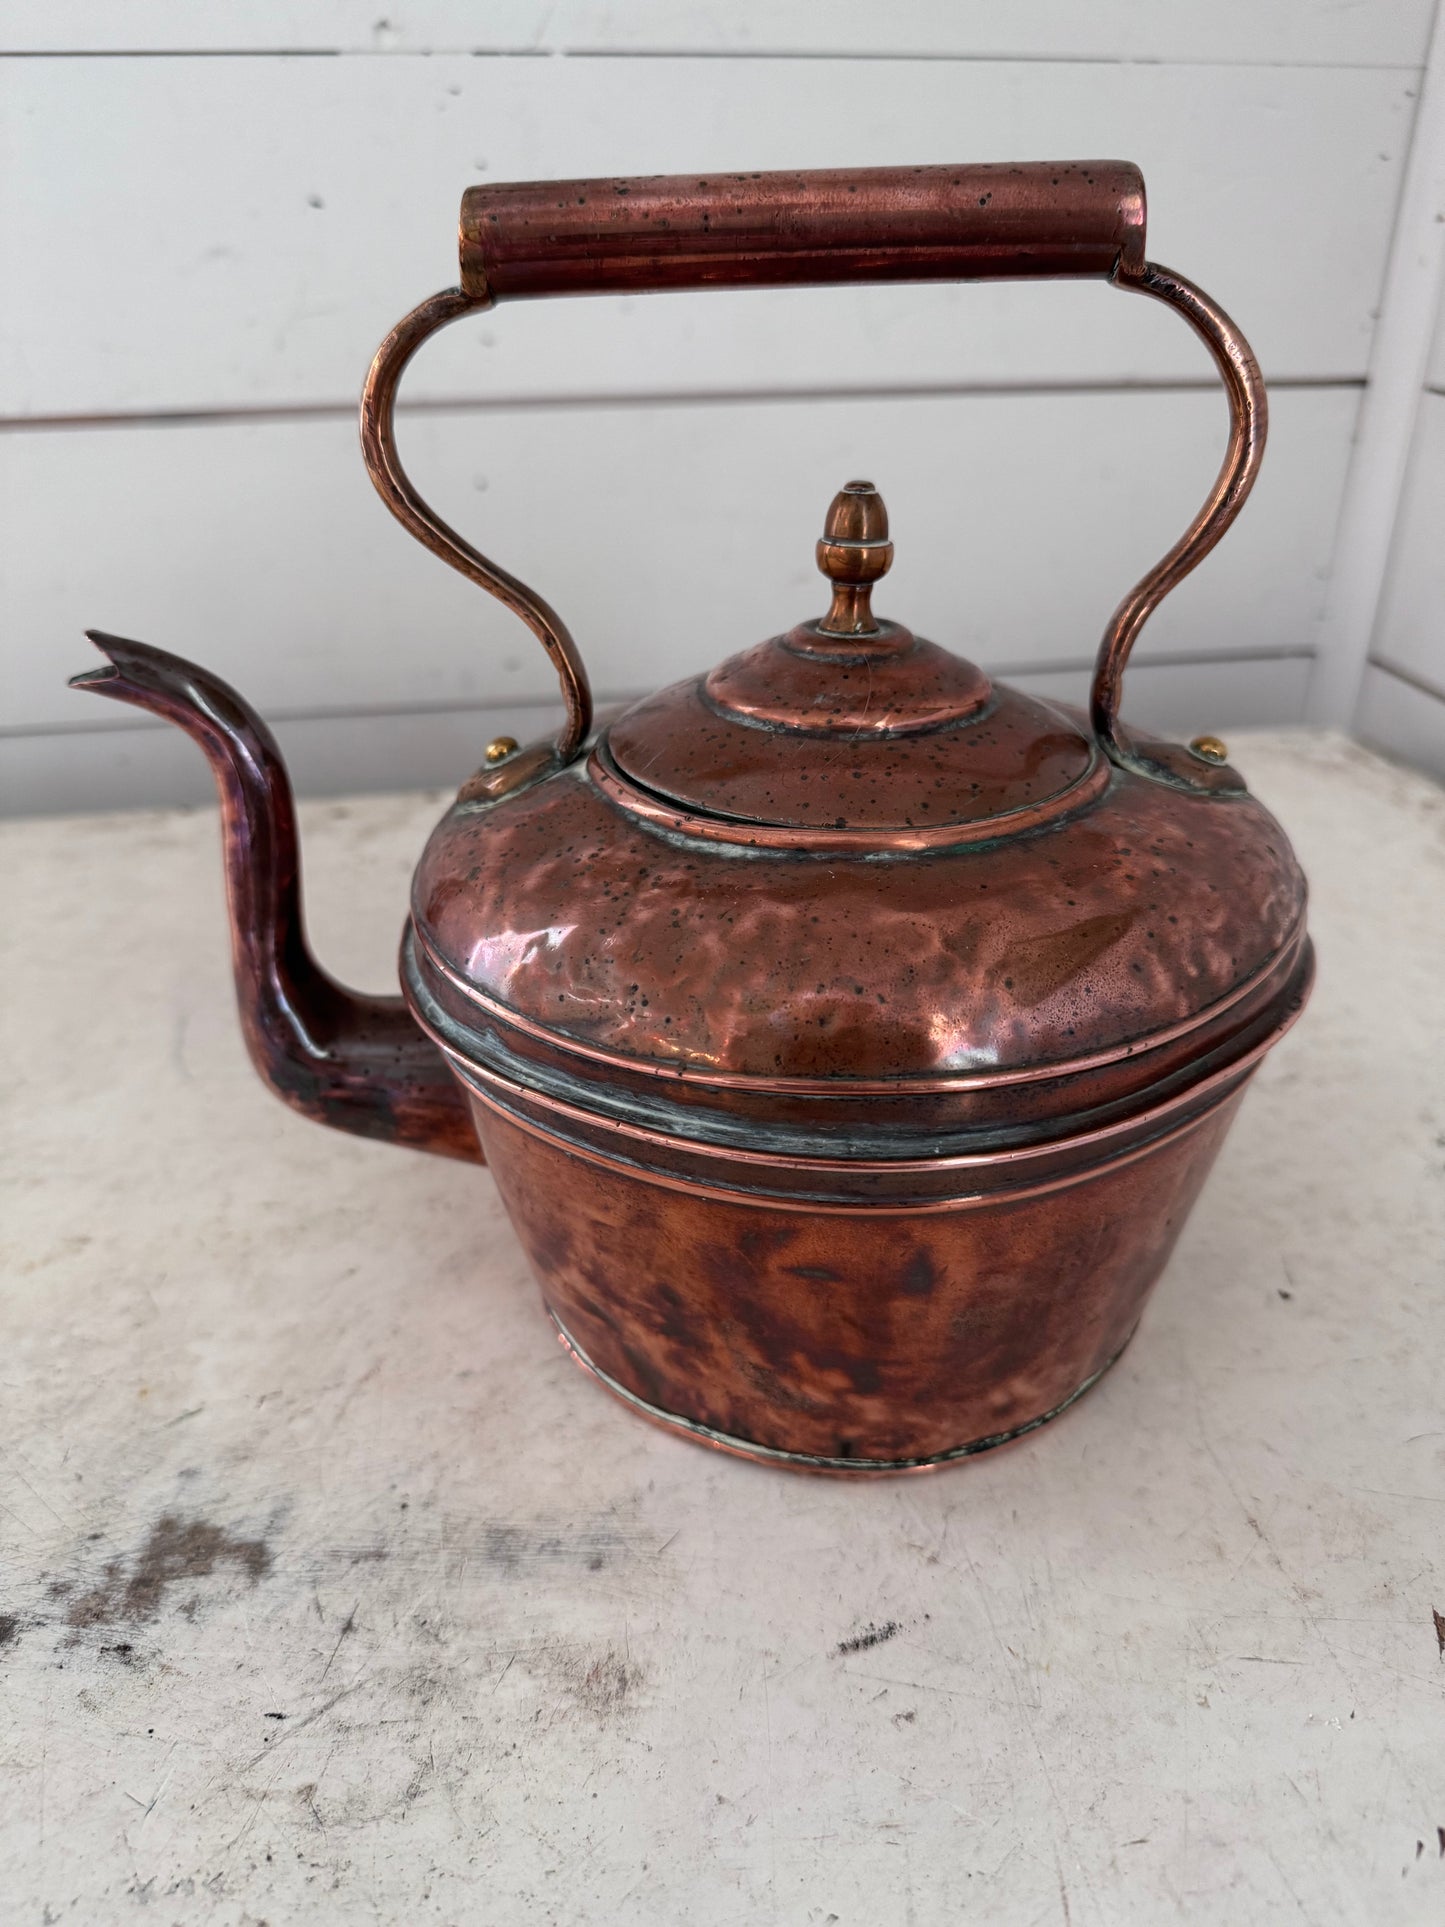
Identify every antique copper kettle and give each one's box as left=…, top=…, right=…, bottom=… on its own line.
left=74, top=163, right=1312, bottom=1472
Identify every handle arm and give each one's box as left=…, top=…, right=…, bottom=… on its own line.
left=1091, top=264, right=1267, bottom=777
left=360, top=288, right=593, bottom=793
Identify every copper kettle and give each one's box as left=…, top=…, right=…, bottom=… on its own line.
left=73, top=163, right=1312, bottom=1472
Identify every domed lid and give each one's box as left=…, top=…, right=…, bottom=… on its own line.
left=599, top=483, right=1108, bottom=849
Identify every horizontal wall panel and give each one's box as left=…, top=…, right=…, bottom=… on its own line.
left=1008, top=653, right=1310, bottom=734
left=1354, top=663, right=1445, bottom=780
left=2, top=57, right=1414, bottom=416
left=2, top=385, right=1354, bottom=733
left=3, top=1, right=1434, bottom=66
left=0, top=655, right=1312, bottom=817
left=1371, top=390, right=1445, bottom=692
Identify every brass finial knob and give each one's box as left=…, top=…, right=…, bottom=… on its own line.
left=816, top=480, right=893, bottom=635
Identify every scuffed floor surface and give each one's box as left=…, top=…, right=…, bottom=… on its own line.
left=1, top=730, right=1442, bottom=1925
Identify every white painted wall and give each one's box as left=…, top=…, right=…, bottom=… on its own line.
left=1309, top=4, right=1445, bottom=778
left=3, top=2, right=1444, bottom=810
left=1352, top=115, right=1445, bottom=780
left=1357, top=381, right=1445, bottom=779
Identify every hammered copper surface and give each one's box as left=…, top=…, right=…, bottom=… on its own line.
left=472, top=1085, right=1246, bottom=1465
left=409, top=749, right=1307, bottom=1090
left=606, top=679, right=1091, bottom=830
left=698, top=622, right=993, bottom=738
left=72, top=158, right=1308, bottom=1472
left=408, top=932, right=1310, bottom=1156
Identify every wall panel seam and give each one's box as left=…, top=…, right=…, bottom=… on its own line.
left=1366, top=654, right=1445, bottom=704
left=0, top=51, right=1426, bottom=73
left=0, top=377, right=1370, bottom=437
left=0, top=649, right=1320, bottom=744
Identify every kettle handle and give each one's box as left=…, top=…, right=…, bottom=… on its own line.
left=361, top=162, right=1263, bottom=791
left=458, top=162, right=1147, bottom=296
left=361, top=286, right=594, bottom=799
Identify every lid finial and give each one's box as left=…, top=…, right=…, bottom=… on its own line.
left=816, top=481, right=893, bottom=635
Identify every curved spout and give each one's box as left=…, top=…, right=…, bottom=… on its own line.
left=71, top=633, right=482, bottom=1164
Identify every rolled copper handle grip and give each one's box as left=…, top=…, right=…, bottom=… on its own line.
left=460, top=162, right=1146, bottom=300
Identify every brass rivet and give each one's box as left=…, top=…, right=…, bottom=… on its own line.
left=1189, top=734, right=1229, bottom=765
left=485, top=735, right=519, bottom=764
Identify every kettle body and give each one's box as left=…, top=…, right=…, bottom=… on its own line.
left=74, top=162, right=1311, bottom=1471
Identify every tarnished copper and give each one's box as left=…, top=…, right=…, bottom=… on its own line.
left=458, top=162, right=1148, bottom=298
left=480, top=1087, right=1249, bottom=1470
left=815, top=479, right=894, bottom=635
left=71, top=634, right=480, bottom=1163
left=359, top=287, right=593, bottom=792
left=1092, top=264, right=1267, bottom=778
left=73, top=160, right=1311, bottom=1473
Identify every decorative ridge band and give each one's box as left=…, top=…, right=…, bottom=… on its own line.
left=456, top=1063, right=1244, bottom=1210
left=421, top=966, right=1311, bottom=1210
left=586, top=733, right=1110, bottom=853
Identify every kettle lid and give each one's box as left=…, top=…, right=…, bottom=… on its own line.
left=600, top=483, right=1102, bottom=848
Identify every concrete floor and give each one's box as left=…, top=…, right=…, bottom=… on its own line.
left=1, top=729, right=1442, bottom=1925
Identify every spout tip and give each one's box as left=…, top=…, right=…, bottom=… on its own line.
left=70, top=630, right=138, bottom=692
left=69, top=632, right=128, bottom=697
left=69, top=631, right=197, bottom=708
left=67, top=664, right=118, bottom=693
left=67, top=631, right=281, bottom=765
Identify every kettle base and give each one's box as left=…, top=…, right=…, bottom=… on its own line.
left=548, top=1308, right=1137, bottom=1477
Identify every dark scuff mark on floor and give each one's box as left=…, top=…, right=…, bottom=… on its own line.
left=319, top=1602, right=359, bottom=1682
left=564, top=1647, right=643, bottom=1719
left=64, top=1513, right=273, bottom=1640
left=837, top=1619, right=901, bottom=1654
left=527, top=1641, right=645, bottom=1724
left=478, top=1519, right=641, bottom=1575
left=1432, top=1606, right=1445, bottom=1658
left=0, top=1614, right=20, bottom=1649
